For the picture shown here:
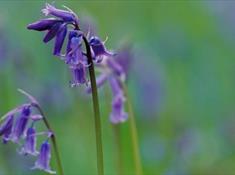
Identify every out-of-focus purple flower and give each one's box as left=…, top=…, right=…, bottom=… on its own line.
left=109, top=77, right=127, bottom=123
left=0, top=115, right=14, bottom=143
left=20, top=127, right=38, bottom=156
left=0, top=89, right=56, bottom=174
left=106, top=58, right=125, bottom=80
left=115, top=45, right=133, bottom=76
left=86, top=45, right=133, bottom=123
left=89, top=36, right=114, bottom=62
left=32, top=141, right=56, bottom=174
left=27, top=18, right=63, bottom=31
left=11, top=106, right=31, bottom=143
left=42, top=3, right=78, bottom=24
left=110, top=94, right=127, bottom=124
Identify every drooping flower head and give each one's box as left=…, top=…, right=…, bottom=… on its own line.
left=0, top=89, right=56, bottom=174
left=27, top=3, right=113, bottom=87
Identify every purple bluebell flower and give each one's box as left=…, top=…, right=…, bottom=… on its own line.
left=43, top=22, right=63, bottom=43
left=32, top=141, right=56, bottom=174
left=53, top=23, right=67, bottom=55
left=11, top=106, right=31, bottom=143
left=42, top=3, right=78, bottom=24
left=0, top=115, right=14, bottom=143
left=0, top=89, right=57, bottom=174
left=108, top=77, right=127, bottom=123
left=65, top=31, right=84, bottom=64
left=20, top=127, right=38, bottom=156
left=70, top=63, right=87, bottom=87
left=89, top=36, right=114, bottom=62
left=110, top=94, right=127, bottom=124
left=27, top=18, right=63, bottom=31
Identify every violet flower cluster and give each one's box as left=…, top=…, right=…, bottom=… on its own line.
left=27, top=3, right=114, bottom=87
left=27, top=3, right=129, bottom=124
left=0, top=89, right=55, bottom=174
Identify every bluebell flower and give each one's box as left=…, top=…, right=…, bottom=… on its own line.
left=53, top=23, right=67, bottom=55
left=27, top=18, right=63, bottom=31
left=89, top=36, right=114, bottom=63
left=0, top=89, right=56, bottom=174
left=42, top=3, right=79, bottom=25
left=32, top=141, right=56, bottom=174
left=27, top=3, right=114, bottom=87
left=0, top=115, right=14, bottom=143
left=11, top=106, right=31, bottom=143
left=109, top=77, right=127, bottom=123
left=20, top=127, right=38, bottom=156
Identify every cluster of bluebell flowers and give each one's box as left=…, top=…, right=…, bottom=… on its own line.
left=27, top=3, right=114, bottom=87
left=0, top=89, right=55, bottom=174
left=27, top=3, right=129, bottom=124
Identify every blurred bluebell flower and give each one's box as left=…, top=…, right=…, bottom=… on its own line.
left=20, top=127, right=38, bottom=156
left=0, top=115, right=14, bottom=143
left=32, top=141, right=55, bottom=174
left=11, top=106, right=31, bottom=143
left=86, top=45, right=133, bottom=123
left=0, top=89, right=56, bottom=174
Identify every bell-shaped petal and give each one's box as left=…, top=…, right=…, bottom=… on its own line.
left=11, top=106, right=31, bottom=143
left=53, top=23, right=67, bottom=56
left=89, top=36, right=114, bottom=62
left=70, top=63, right=87, bottom=87
left=42, top=3, right=78, bottom=24
left=110, top=94, right=128, bottom=124
left=0, top=115, right=14, bottom=143
left=66, top=31, right=83, bottom=64
left=20, top=127, right=38, bottom=156
left=32, top=141, right=56, bottom=174
left=43, top=22, right=63, bottom=43
left=27, top=18, right=62, bottom=31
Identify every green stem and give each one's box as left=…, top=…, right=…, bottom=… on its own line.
left=112, top=124, right=123, bottom=175
left=83, top=36, right=104, bottom=175
left=122, top=83, right=143, bottom=175
left=33, top=104, right=64, bottom=175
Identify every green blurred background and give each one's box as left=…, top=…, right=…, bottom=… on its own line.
left=0, top=1, right=235, bottom=175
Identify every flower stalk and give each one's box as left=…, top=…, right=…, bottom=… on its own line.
left=112, top=124, right=123, bottom=175
left=83, top=36, right=104, bottom=175
left=122, top=83, right=143, bottom=175
left=32, top=103, right=64, bottom=175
